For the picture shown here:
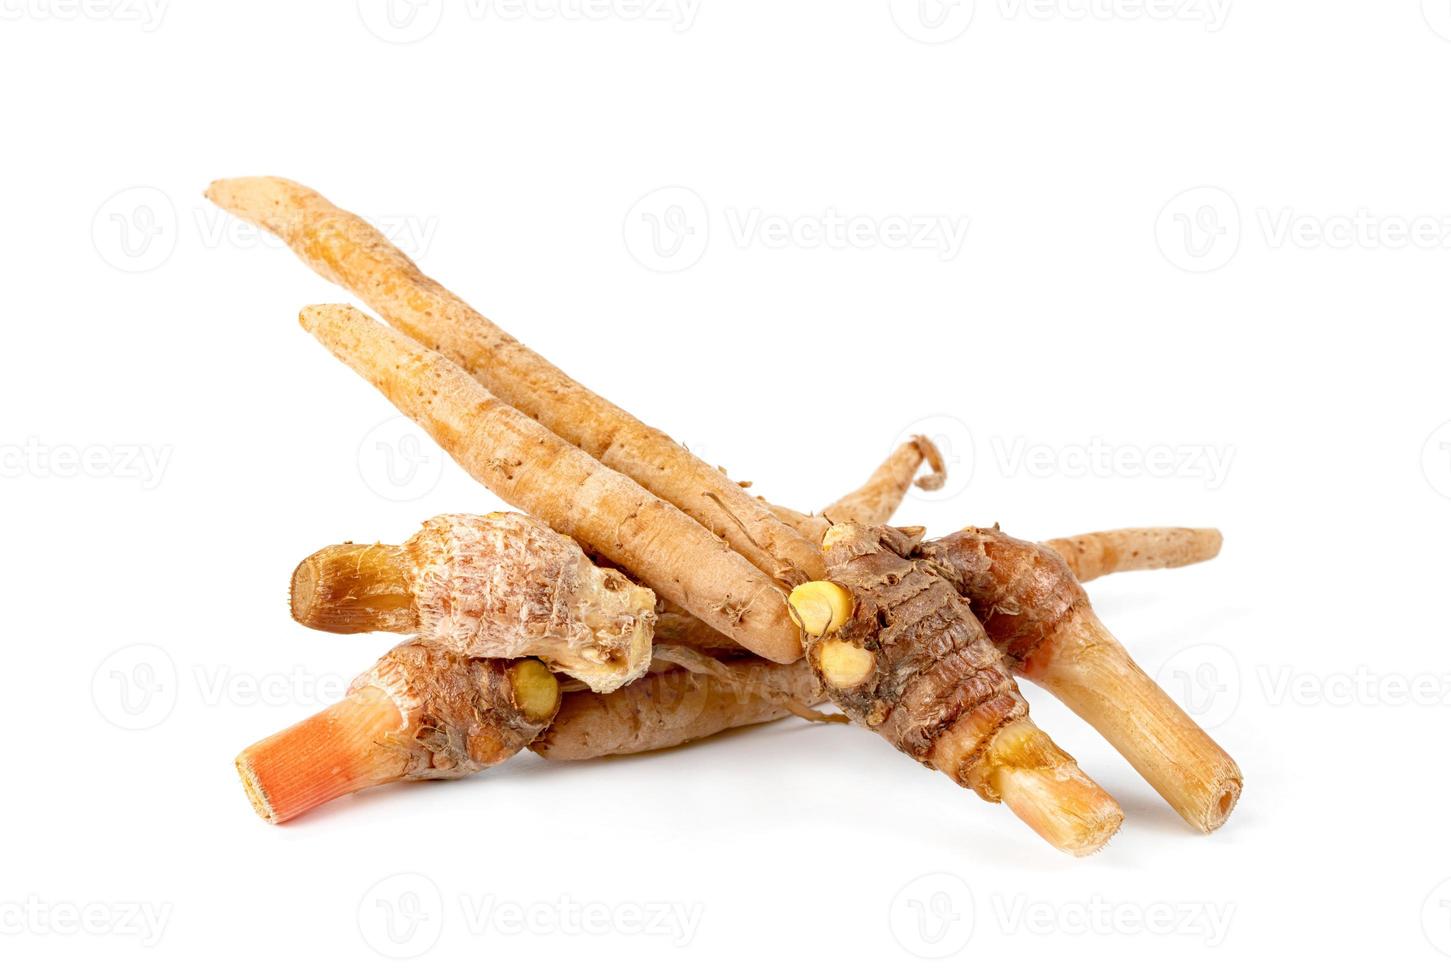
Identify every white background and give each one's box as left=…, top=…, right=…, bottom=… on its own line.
left=2, top=1, right=1449, bottom=975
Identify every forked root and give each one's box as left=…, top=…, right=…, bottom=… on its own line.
left=792, top=524, right=1123, bottom=856
left=919, top=525, right=1242, bottom=832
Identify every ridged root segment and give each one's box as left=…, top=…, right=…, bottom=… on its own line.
left=234, top=643, right=559, bottom=824
left=797, top=524, right=1122, bottom=856
left=290, top=543, right=415, bottom=634
left=920, top=526, right=1242, bottom=833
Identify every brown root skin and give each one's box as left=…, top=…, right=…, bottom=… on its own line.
left=533, top=656, right=824, bottom=761
left=296, top=304, right=802, bottom=665
left=918, top=526, right=1242, bottom=833
left=236, top=644, right=559, bottom=824
left=1043, top=527, right=1223, bottom=583
left=801, top=524, right=1122, bottom=856
left=207, top=177, right=823, bottom=586
left=290, top=513, right=657, bottom=694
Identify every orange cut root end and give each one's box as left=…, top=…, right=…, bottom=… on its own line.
left=236, top=685, right=409, bottom=824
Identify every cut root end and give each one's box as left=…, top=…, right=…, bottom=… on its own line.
left=816, top=640, right=875, bottom=689
left=787, top=581, right=853, bottom=637
left=234, top=685, right=409, bottom=824
left=290, top=543, right=415, bottom=634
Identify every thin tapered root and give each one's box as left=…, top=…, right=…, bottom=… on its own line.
left=1044, top=527, right=1223, bottom=583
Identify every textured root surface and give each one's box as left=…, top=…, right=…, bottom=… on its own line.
left=406, top=513, right=656, bottom=693
left=533, top=657, right=823, bottom=760
left=920, top=525, right=1243, bottom=832
left=810, top=525, right=1028, bottom=796
left=1044, top=527, right=1223, bottom=583
left=296, top=304, right=802, bottom=664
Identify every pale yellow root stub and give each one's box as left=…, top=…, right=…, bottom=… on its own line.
left=206, top=177, right=823, bottom=586
left=297, top=304, right=801, bottom=664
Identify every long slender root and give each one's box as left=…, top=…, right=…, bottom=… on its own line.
left=207, top=177, right=823, bottom=585
left=297, top=304, right=801, bottom=664
left=1043, top=527, right=1223, bottom=583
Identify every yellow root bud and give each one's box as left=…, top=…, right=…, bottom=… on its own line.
left=817, top=639, right=875, bottom=688
left=508, top=659, right=561, bottom=724
left=821, top=525, right=853, bottom=551
left=787, top=581, right=854, bottom=637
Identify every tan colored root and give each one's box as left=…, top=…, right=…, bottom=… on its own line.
left=298, top=304, right=801, bottom=665
left=533, top=656, right=824, bottom=761
left=236, top=643, right=558, bottom=824
left=768, top=435, right=945, bottom=544
left=919, top=526, right=1242, bottom=832
left=1044, top=527, right=1223, bottom=583
left=291, top=513, right=657, bottom=693
left=207, top=177, right=822, bottom=586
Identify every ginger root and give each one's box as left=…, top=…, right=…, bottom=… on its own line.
left=918, top=525, right=1242, bottom=832
left=793, top=524, right=1123, bottom=856
left=291, top=512, right=656, bottom=693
